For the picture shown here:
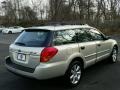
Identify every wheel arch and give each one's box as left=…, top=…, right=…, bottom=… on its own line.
left=65, top=54, right=86, bottom=75
left=111, top=39, right=118, bottom=53
left=114, top=44, right=118, bottom=52
left=69, top=57, right=84, bottom=70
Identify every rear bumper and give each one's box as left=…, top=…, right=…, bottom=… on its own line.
left=5, top=56, right=67, bottom=80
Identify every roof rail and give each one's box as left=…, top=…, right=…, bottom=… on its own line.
left=45, top=21, right=86, bottom=26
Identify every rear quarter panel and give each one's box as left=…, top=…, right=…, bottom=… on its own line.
left=48, top=43, right=86, bottom=74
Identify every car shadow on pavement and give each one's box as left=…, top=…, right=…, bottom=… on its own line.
left=4, top=59, right=119, bottom=90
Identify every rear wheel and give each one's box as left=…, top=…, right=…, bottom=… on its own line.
left=110, top=46, right=118, bottom=63
left=64, top=61, right=82, bottom=87
left=8, top=31, right=12, bottom=34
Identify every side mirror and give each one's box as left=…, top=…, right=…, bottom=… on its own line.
left=105, top=36, right=111, bottom=40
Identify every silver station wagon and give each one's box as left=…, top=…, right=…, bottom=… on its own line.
left=5, top=25, right=118, bottom=87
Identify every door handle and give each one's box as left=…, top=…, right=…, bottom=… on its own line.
left=81, top=46, right=85, bottom=50
left=97, top=44, right=101, bottom=46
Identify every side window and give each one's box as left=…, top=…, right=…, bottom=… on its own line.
left=89, top=29, right=104, bottom=40
left=76, top=29, right=93, bottom=42
left=53, top=29, right=77, bottom=45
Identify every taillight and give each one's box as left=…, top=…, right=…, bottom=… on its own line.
left=40, top=47, right=58, bottom=62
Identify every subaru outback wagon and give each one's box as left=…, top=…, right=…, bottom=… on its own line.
left=5, top=25, right=118, bottom=87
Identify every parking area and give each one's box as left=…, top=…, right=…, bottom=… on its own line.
left=0, top=33, right=120, bottom=90
left=0, top=33, right=20, bottom=44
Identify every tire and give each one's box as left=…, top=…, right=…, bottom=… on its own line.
left=8, top=31, right=12, bottom=34
left=110, top=46, right=118, bottom=63
left=64, top=61, right=82, bottom=87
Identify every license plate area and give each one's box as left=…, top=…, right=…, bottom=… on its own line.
left=17, top=53, right=26, bottom=61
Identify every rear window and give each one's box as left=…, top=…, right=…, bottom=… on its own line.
left=53, top=29, right=77, bottom=45
left=15, top=30, right=52, bottom=47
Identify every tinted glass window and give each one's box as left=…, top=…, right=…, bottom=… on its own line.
left=89, top=29, right=104, bottom=40
left=76, top=29, right=93, bottom=42
left=53, top=30, right=76, bottom=45
left=15, top=30, right=52, bottom=47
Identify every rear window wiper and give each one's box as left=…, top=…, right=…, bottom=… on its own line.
left=15, top=42, right=26, bottom=46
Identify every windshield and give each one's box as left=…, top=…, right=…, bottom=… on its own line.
left=15, top=30, right=52, bottom=47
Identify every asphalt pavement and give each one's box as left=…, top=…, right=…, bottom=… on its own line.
left=0, top=33, right=120, bottom=90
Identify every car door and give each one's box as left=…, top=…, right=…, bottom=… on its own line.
left=76, top=28, right=97, bottom=66
left=88, top=29, right=111, bottom=62
left=13, top=27, right=18, bottom=33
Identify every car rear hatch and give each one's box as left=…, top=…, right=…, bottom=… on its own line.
left=9, top=29, right=52, bottom=69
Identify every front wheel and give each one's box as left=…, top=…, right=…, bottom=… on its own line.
left=64, top=61, right=82, bottom=87
left=110, top=46, right=118, bottom=63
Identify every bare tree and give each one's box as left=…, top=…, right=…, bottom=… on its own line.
left=21, top=6, right=37, bottom=21
left=31, top=0, right=42, bottom=17
left=49, top=0, right=67, bottom=21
